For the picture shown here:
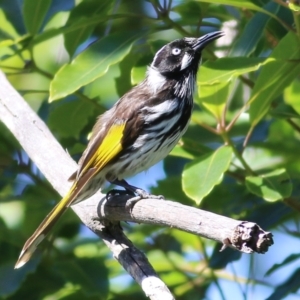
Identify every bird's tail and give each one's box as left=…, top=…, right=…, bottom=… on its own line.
left=14, top=167, right=99, bottom=269
left=14, top=185, right=76, bottom=269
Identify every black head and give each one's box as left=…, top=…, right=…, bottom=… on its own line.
left=151, top=31, right=224, bottom=77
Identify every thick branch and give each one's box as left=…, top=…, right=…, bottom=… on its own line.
left=0, top=71, right=273, bottom=298
left=0, top=71, right=173, bottom=299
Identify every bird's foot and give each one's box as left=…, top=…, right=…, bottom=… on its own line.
left=125, top=188, right=164, bottom=210
left=108, top=179, right=164, bottom=210
left=106, top=188, right=134, bottom=201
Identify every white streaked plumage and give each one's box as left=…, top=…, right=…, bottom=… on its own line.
left=142, top=99, right=178, bottom=123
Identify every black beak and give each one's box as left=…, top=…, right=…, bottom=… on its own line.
left=192, top=31, right=224, bottom=51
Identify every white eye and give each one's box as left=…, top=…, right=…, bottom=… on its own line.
left=172, top=48, right=181, bottom=55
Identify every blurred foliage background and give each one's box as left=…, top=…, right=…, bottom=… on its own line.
left=0, top=0, right=300, bottom=299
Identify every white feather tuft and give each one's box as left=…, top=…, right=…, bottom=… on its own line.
left=146, top=67, right=167, bottom=94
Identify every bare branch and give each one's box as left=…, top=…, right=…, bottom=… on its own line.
left=0, top=70, right=174, bottom=299
left=0, top=71, right=273, bottom=298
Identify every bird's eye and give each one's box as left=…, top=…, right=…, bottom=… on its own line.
left=172, top=48, right=181, bottom=55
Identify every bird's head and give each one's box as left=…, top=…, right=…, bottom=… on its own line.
left=151, top=31, right=224, bottom=77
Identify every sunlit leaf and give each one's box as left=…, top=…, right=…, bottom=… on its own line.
left=245, top=169, right=292, bottom=202
left=131, top=65, right=147, bottom=85
left=196, top=0, right=278, bottom=18
left=199, top=57, right=267, bottom=84
left=170, top=145, right=195, bottom=160
left=198, top=81, right=230, bottom=121
left=249, top=32, right=300, bottom=126
left=288, top=2, right=300, bottom=11
left=50, top=31, right=140, bottom=101
left=182, top=146, right=232, bottom=204
left=284, top=77, right=300, bottom=115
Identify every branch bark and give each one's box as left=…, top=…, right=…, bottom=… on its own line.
left=0, top=71, right=273, bottom=299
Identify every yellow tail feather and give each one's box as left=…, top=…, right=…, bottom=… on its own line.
left=14, top=186, right=75, bottom=269
left=15, top=121, right=126, bottom=268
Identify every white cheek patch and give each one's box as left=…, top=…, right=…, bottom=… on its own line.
left=146, top=67, right=167, bottom=94
left=180, top=53, right=192, bottom=70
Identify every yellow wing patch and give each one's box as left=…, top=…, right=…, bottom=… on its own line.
left=81, top=121, right=126, bottom=175
left=15, top=122, right=126, bottom=269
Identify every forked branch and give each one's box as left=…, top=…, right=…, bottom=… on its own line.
left=0, top=71, right=273, bottom=300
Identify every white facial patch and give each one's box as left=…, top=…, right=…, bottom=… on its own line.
left=180, top=53, right=192, bottom=70
left=146, top=67, right=167, bottom=94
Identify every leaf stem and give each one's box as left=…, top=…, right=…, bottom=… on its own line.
left=286, top=118, right=300, bottom=134
left=191, top=117, right=219, bottom=135
left=150, top=0, right=192, bottom=37
left=199, top=238, right=227, bottom=300
left=221, top=130, right=254, bottom=175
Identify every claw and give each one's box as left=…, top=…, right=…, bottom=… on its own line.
left=108, top=179, right=165, bottom=210
left=106, top=189, right=134, bottom=201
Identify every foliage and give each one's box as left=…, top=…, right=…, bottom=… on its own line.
left=0, top=0, right=300, bottom=299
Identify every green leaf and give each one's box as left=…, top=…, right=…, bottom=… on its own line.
left=50, top=31, right=140, bottom=101
left=197, top=0, right=277, bottom=17
left=23, top=0, right=52, bottom=35
left=284, top=77, right=300, bottom=115
left=266, top=268, right=300, bottom=300
left=131, top=65, right=147, bottom=85
left=48, top=98, right=95, bottom=138
left=0, top=260, right=40, bottom=297
left=0, top=0, right=26, bottom=34
left=198, top=57, right=267, bottom=84
left=173, top=2, right=202, bottom=24
left=182, top=146, right=232, bottom=204
left=229, top=2, right=279, bottom=57
left=56, top=258, right=109, bottom=298
left=32, top=14, right=108, bottom=46
left=265, top=253, right=300, bottom=276
left=289, top=2, right=300, bottom=11
left=245, top=169, right=292, bottom=202
left=64, top=0, right=112, bottom=57
left=198, top=57, right=267, bottom=119
left=171, top=132, right=214, bottom=160
left=249, top=32, right=300, bottom=126
left=198, top=81, right=230, bottom=121
left=270, top=102, right=300, bottom=119
left=170, top=145, right=194, bottom=160
left=209, top=246, right=241, bottom=269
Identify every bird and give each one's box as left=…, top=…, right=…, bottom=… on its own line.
left=15, top=31, right=224, bottom=269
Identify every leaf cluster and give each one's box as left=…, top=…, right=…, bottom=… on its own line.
left=1, top=0, right=300, bottom=299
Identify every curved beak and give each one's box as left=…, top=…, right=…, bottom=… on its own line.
left=192, top=31, right=224, bottom=51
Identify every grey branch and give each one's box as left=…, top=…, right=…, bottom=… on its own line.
left=0, top=71, right=273, bottom=299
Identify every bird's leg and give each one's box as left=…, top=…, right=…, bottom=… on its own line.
left=108, top=179, right=164, bottom=209
left=105, top=186, right=135, bottom=201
